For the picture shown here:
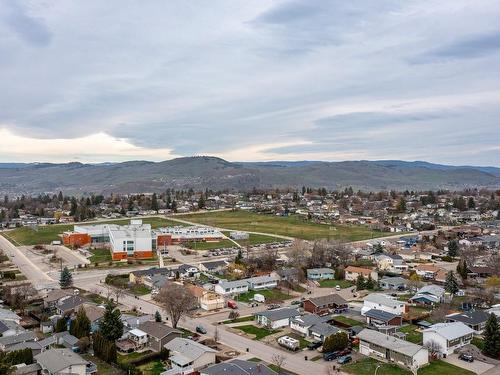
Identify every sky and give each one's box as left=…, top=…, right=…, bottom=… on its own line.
left=1, top=0, right=500, bottom=166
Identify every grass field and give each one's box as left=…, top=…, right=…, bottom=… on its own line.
left=229, top=233, right=283, bottom=246
left=234, top=325, right=280, bottom=340
left=398, top=324, right=422, bottom=344
left=319, top=279, right=354, bottom=288
left=89, top=248, right=112, bottom=263
left=343, top=358, right=474, bottom=375
left=177, top=210, right=384, bottom=241
left=237, top=289, right=293, bottom=303
left=2, top=217, right=183, bottom=246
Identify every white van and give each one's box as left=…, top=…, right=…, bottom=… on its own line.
left=253, top=293, right=265, bottom=303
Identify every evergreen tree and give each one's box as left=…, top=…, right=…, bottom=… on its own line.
left=467, top=197, right=475, bottom=209
left=151, top=193, right=159, bottom=211
left=396, top=197, right=406, bottom=213
left=55, top=317, right=67, bottom=333
left=59, top=267, right=73, bottom=288
left=198, top=194, right=205, bottom=209
left=323, top=332, right=349, bottom=353
left=356, top=274, right=366, bottom=290
left=365, top=274, right=375, bottom=290
left=447, top=240, right=459, bottom=257
left=155, top=311, right=162, bottom=322
left=456, top=258, right=468, bottom=280
left=483, top=313, right=500, bottom=359
left=99, top=301, right=124, bottom=342
left=70, top=307, right=91, bottom=338
left=444, top=271, right=459, bottom=295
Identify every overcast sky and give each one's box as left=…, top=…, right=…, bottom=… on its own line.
left=1, top=0, right=500, bottom=165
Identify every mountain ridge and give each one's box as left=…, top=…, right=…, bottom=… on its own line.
left=1, top=156, right=499, bottom=195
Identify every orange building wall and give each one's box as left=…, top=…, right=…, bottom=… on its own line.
left=111, top=250, right=154, bottom=261
left=63, top=233, right=91, bottom=247
left=156, top=234, right=173, bottom=246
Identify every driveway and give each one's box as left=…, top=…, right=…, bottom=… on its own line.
left=443, top=354, right=495, bottom=374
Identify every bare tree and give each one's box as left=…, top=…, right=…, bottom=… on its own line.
left=287, top=240, right=310, bottom=267
left=113, top=288, right=125, bottom=306
left=213, top=325, right=219, bottom=343
left=271, top=353, right=287, bottom=374
left=430, top=303, right=451, bottom=322
left=154, top=282, right=197, bottom=328
left=424, top=339, right=441, bottom=359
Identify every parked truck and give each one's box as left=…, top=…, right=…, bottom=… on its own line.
left=227, top=300, right=238, bottom=309
left=277, top=336, right=300, bottom=351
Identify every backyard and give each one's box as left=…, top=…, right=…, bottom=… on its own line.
left=398, top=324, right=423, bottom=344
left=319, top=279, right=354, bottom=288
left=332, top=315, right=365, bottom=327
left=343, top=358, right=474, bottom=375
left=177, top=210, right=384, bottom=241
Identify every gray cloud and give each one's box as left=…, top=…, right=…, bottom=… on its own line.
left=0, top=0, right=499, bottom=165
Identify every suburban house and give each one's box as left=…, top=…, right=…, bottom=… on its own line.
left=255, top=308, right=300, bottom=329
left=186, top=285, right=225, bottom=311
left=365, top=309, right=403, bottom=327
left=214, top=280, right=249, bottom=295
left=375, top=254, right=408, bottom=274
left=303, top=294, right=348, bottom=315
left=379, top=276, right=408, bottom=290
left=275, top=268, right=301, bottom=283
left=201, top=359, right=277, bottom=375
left=164, top=338, right=217, bottom=375
left=290, top=314, right=329, bottom=337
left=445, top=311, right=492, bottom=334
left=409, top=285, right=445, bottom=305
left=308, top=323, right=342, bottom=342
left=306, top=268, right=334, bottom=280
left=361, top=294, right=407, bottom=316
left=138, top=321, right=182, bottom=352
left=43, top=289, right=73, bottom=311
left=130, top=268, right=171, bottom=285
left=81, top=304, right=105, bottom=332
left=118, top=328, right=149, bottom=352
left=344, top=266, right=378, bottom=282
left=0, top=332, right=36, bottom=351
left=358, top=329, right=429, bottom=371
left=34, top=348, right=96, bottom=375
left=246, top=275, right=278, bottom=290
left=423, top=322, right=474, bottom=357
left=198, top=260, right=228, bottom=274
left=415, top=264, right=442, bottom=280
left=55, top=295, right=88, bottom=315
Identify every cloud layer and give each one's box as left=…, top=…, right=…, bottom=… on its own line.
left=1, top=0, right=500, bottom=165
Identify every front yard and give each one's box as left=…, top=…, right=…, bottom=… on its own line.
left=319, top=279, right=354, bottom=289
left=277, top=332, right=311, bottom=349
left=237, top=289, right=293, bottom=303
left=343, top=358, right=474, bottom=375
left=234, top=324, right=280, bottom=340
left=137, top=360, right=166, bottom=375
left=105, top=274, right=151, bottom=295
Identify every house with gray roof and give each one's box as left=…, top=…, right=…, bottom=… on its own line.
left=34, top=348, right=96, bottom=375
left=445, top=310, right=492, bottom=334
left=358, top=328, right=429, bottom=370
left=409, top=284, right=445, bottom=305
left=423, top=322, right=474, bottom=356
left=201, top=359, right=277, bottom=375
left=365, top=309, right=403, bottom=327
left=290, top=314, right=329, bottom=336
left=55, top=295, right=88, bottom=315
left=214, top=279, right=249, bottom=295
left=308, top=323, right=341, bottom=342
left=163, top=338, right=217, bottom=375
left=138, top=321, right=182, bottom=352
left=306, top=268, right=334, bottom=280
left=379, top=276, right=408, bottom=290
left=255, top=308, right=300, bottom=329
left=0, top=331, right=36, bottom=351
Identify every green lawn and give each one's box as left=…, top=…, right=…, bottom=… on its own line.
left=185, top=239, right=236, bottom=250
left=237, top=289, right=293, bottom=303
left=232, top=233, right=283, bottom=246
left=398, top=324, right=422, bottom=344
left=82, top=354, right=121, bottom=375
left=117, top=351, right=154, bottom=365
left=223, top=315, right=255, bottom=324
left=319, top=279, right=354, bottom=288
left=344, top=358, right=474, bottom=375
left=2, top=217, right=183, bottom=246
left=472, top=336, right=485, bottom=351
left=137, top=360, right=165, bottom=375
left=89, top=248, right=112, bottom=263
left=177, top=210, right=384, bottom=241
left=234, top=325, right=280, bottom=340
left=332, top=315, right=364, bottom=327
left=105, top=274, right=151, bottom=295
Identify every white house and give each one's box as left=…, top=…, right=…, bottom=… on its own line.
left=164, top=338, right=217, bottom=374
left=246, top=275, right=278, bottom=290
left=375, top=254, right=408, bottom=274
left=290, top=315, right=327, bottom=337
left=358, top=329, right=429, bottom=371
left=214, top=280, right=248, bottom=295
left=306, top=268, right=334, bottom=280
left=127, top=328, right=149, bottom=350
left=361, top=294, right=407, bottom=316
left=423, top=322, right=474, bottom=357
left=255, top=308, right=300, bottom=329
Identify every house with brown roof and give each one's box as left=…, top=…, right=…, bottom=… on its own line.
left=303, top=294, right=348, bottom=315
left=415, top=264, right=442, bottom=280
left=137, top=321, right=182, bottom=352
left=344, top=266, right=378, bottom=282
left=187, top=285, right=225, bottom=311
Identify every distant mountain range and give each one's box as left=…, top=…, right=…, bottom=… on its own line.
left=1, top=156, right=499, bottom=195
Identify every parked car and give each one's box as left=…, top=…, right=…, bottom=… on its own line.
left=307, top=341, right=322, bottom=350
left=267, top=304, right=281, bottom=310
left=458, top=354, right=474, bottom=362
left=196, top=325, right=207, bottom=334
left=323, top=351, right=340, bottom=361
left=337, top=355, right=352, bottom=364
left=335, top=285, right=341, bottom=291
left=291, top=300, right=301, bottom=305
left=227, top=300, right=238, bottom=309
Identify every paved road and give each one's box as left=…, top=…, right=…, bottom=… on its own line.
left=0, top=235, right=56, bottom=287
